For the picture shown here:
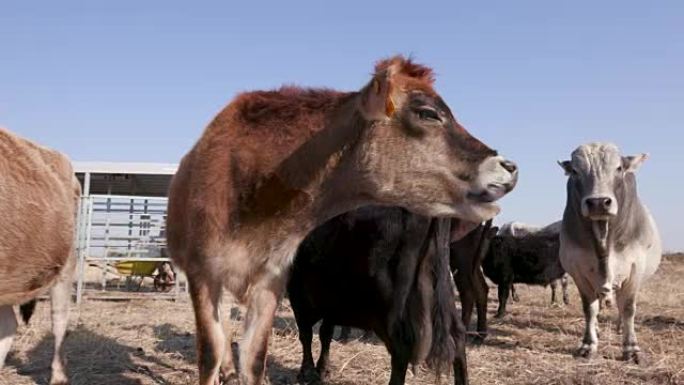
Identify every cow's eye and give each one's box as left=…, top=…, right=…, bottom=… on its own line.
left=617, top=166, right=624, bottom=172
left=416, top=108, right=441, bottom=122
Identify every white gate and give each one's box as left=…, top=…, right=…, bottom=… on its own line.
left=75, top=194, right=185, bottom=302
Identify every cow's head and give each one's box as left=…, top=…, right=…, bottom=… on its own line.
left=353, top=56, right=518, bottom=223
left=559, top=143, right=647, bottom=221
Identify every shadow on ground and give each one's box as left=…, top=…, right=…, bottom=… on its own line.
left=9, top=325, right=193, bottom=385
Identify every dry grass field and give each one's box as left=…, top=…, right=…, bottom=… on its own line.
left=2, top=255, right=683, bottom=385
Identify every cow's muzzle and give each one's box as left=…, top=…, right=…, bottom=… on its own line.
left=582, top=196, right=617, bottom=220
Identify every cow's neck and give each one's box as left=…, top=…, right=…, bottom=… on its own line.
left=611, top=173, right=646, bottom=252
left=238, top=93, right=371, bottom=238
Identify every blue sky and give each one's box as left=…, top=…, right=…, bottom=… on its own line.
left=1, top=1, right=682, bottom=250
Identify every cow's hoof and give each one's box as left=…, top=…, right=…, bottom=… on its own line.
left=469, top=332, right=487, bottom=345
left=623, top=345, right=645, bottom=366
left=219, top=371, right=240, bottom=385
left=317, top=367, right=331, bottom=380
left=574, top=344, right=597, bottom=359
left=49, top=376, right=69, bottom=385
left=297, top=369, right=322, bottom=385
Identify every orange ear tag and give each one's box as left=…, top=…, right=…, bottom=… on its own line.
left=385, top=97, right=395, bottom=116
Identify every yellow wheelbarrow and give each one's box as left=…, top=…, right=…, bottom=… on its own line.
left=114, top=260, right=167, bottom=291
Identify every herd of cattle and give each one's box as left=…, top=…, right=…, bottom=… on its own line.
left=0, top=56, right=663, bottom=385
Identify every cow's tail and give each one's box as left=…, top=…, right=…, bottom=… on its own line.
left=19, top=300, right=37, bottom=324
left=425, top=218, right=460, bottom=376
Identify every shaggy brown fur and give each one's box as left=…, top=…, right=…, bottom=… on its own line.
left=0, top=127, right=80, bottom=385
left=167, top=56, right=516, bottom=385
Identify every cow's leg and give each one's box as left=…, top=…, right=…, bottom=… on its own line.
left=456, top=274, right=475, bottom=334
left=575, top=292, right=600, bottom=359
left=561, top=275, right=570, bottom=305
left=495, top=284, right=509, bottom=318
left=239, top=272, right=287, bottom=385
left=616, top=302, right=624, bottom=335
left=452, top=317, right=469, bottom=385
left=49, top=272, right=72, bottom=385
left=618, top=291, right=641, bottom=364
left=338, top=326, right=351, bottom=342
left=315, top=319, right=335, bottom=379
left=188, top=271, right=227, bottom=385
left=295, top=316, right=319, bottom=384
left=473, top=269, right=489, bottom=342
left=0, top=305, right=17, bottom=369
left=551, top=280, right=559, bottom=305
left=510, top=284, right=519, bottom=302
left=388, top=350, right=410, bottom=385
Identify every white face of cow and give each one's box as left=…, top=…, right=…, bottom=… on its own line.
left=559, top=143, right=648, bottom=221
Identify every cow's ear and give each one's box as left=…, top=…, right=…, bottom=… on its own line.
left=359, top=65, right=398, bottom=121
left=622, top=153, right=648, bottom=173
left=558, top=160, right=573, bottom=175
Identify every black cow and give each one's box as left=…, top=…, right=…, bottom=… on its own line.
left=288, top=206, right=468, bottom=385
left=480, top=228, right=565, bottom=318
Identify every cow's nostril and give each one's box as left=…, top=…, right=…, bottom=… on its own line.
left=585, top=197, right=613, bottom=212
left=500, top=160, right=517, bottom=174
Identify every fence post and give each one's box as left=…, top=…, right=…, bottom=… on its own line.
left=76, top=172, right=91, bottom=305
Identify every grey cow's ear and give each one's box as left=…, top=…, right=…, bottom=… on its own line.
left=558, top=160, right=573, bottom=175
left=622, top=153, right=649, bottom=173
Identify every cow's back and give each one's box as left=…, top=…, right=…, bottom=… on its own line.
left=0, top=128, right=79, bottom=305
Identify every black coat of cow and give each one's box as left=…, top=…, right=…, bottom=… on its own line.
left=449, top=220, right=492, bottom=342
left=288, top=206, right=467, bottom=385
left=481, top=229, right=565, bottom=318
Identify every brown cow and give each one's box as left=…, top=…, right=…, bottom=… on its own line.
left=166, top=56, right=518, bottom=385
left=0, top=128, right=80, bottom=385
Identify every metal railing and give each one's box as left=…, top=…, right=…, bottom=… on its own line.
left=75, top=195, right=186, bottom=303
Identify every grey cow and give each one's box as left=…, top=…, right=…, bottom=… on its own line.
left=558, top=143, right=661, bottom=364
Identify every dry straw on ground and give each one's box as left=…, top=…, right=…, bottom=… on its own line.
left=2, top=255, right=683, bottom=385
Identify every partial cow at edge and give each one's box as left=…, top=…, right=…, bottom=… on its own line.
left=558, top=142, right=661, bottom=364
left=0, top=127, right=81, bottom=385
